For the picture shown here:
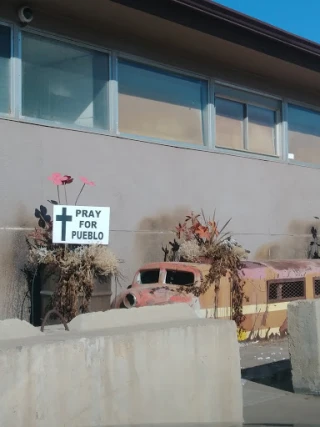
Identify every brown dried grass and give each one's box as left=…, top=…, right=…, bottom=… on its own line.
left=27, top=244, right=120, bottom=321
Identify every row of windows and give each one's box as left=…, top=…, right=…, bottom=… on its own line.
left=138, top=272, right=319, bottom=300
left=0, top=22, right=320, bottom=166
left=268, top=278, right=320, bottom=302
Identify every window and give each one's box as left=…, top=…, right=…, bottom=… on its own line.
left=215, top=85, right=280, bottom=156
left=314, top=278, right=320, bottom=298
left=268, top=280, right=305, bottom=302
left=139, top=269, right=160, bottom=284
left=8, top=24, right=320, bottom=168
left=118, top=59, right=208, bottom=145
left=288, top=104, right=320, bottom=165
left=21, top=33, right=109, bottom=129
left=165, top=270, right=195, bottom=286
left=0, top=24, right=11, bottom=114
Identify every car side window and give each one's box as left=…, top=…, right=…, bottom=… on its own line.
left=165, top=270, right=195, bottom=285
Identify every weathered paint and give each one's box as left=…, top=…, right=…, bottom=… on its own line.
left=112, top=260, right=320, bottom=340
left=112, top=263, right=203, bottom=309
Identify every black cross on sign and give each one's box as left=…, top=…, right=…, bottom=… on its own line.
left=56, top=207, right=72, bottom=241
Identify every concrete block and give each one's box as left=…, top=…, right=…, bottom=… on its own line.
left=0, top=318, right=242, bottom=426
left=0, top=319, right=43, bottom=340
left=68, top=303, right=197, bottom=331
left=288, top=299, right=320, bottom=394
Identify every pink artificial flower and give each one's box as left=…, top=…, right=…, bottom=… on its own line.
left=61, top=175, right=74, bottom=184
left=48, top=172, right=63, bottom=186
left=80, top=176, right=95, bottom=186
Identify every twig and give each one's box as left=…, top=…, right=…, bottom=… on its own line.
left=75, top=184, right=85, bottom=206
left=63, top=183, right=68, bottom=204
left=20, top=290, right=30, bottom=320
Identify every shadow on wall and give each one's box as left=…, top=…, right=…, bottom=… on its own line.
left=133, top=206, right=190, bottom=269
left=134, top=214, right=317, bottom=268
left=1, top=204, right=32, bottom=320
left=255, top=219, right=314, bottom=260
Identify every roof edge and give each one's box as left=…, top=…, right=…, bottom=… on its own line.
left=172, top=0, right=320, bottom=56
left=109, top=0, right=320, bottom=72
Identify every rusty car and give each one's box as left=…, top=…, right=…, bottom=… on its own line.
left=111, top=259, right=320, bottom=340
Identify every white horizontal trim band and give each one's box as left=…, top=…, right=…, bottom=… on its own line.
left=196, top=302, right=288, bottom=319
left=0, top=227, right=33, bottom=231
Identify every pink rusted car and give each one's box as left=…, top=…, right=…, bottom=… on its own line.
left=111, top=262, right=209, bottom=311
left=111, top=259, right=320, bottom=341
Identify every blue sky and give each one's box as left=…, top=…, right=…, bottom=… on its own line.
left=215, top=0, right=320, bottom=43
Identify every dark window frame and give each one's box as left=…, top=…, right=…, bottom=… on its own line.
left=267, top=278, right=306, bottom=303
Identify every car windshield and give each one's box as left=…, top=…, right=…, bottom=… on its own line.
left=139, top=269, right=160, bottom=284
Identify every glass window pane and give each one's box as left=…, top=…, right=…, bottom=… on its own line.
left=165, top=270, right=194, bottom=285
left=215, top=97, right=244, bottom=150
left=118, top=60, right=207, bottom=145
left=0, top=25, right=11, bottom=114
left=288, top=104, right=320, bottom=164
left=248, top=105, right=276, bottom=155
left=215, top=84, right=280, bottom=111
left=22, top=33, right=109, bottom=129
left=140, top=270, right=160, bottom=284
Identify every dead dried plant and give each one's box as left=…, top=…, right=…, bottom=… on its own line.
left=162, top=210, right=250, bottom=327
left=22, top=173, right=121, bottom=323
left=26, top=244, right=121, bottom=322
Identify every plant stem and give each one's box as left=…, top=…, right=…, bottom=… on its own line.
left=63, top=183, right=68, bottom=204
left=75, top=184, right=85, bottom=206
left=57, top=186, right=61, bottom=204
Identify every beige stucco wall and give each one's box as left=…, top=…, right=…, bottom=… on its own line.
left=0, top=0, right=320, bottom=319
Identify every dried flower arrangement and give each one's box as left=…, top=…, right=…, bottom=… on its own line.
left=23, top=173, right=120, bottom=323
left=162, top=211, right=250, bottom=327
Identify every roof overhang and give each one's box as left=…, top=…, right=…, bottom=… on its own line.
left=110, top=0, right=320, bottom=73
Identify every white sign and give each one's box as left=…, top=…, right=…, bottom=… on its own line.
left=52, top=205, right=110, bottom=245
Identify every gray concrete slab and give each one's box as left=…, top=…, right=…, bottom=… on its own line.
left=241, top=339, right=320, bottom=424
left=240, top=339, right=289, bottom=369
left=243, top=380, right=320, bottom=424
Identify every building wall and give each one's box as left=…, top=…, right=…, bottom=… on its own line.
left=0, top=117, right=318, bottom=319
left=0, top=0, right=319, bottom=319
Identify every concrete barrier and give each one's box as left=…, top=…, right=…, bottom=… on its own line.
left=0, top=318, right=242, bottom=426
left=0, top=319, right=43, bottom=340
left=288, top=298, right=320, bottom=395
left=68, top=303, right=197, bottom=331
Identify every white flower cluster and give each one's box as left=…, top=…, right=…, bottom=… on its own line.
left=222, top=237, right=250, bottom=259
left=179, top=240, right=202, bottom=261
left=221, top=237, right=242, bottom=249
left=29, top=246, right=52, bottom=263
